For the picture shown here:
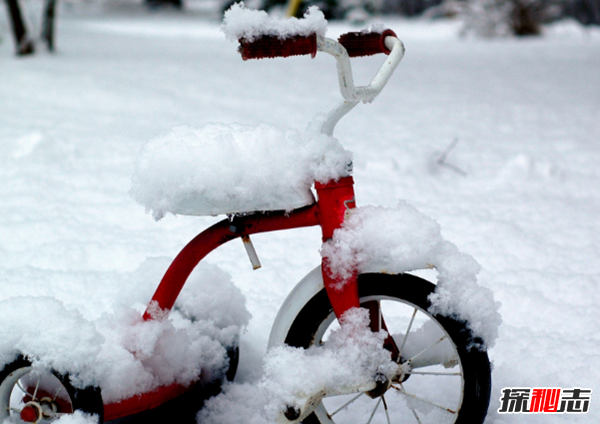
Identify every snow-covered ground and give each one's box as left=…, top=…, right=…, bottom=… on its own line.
left=1, top=1, right=599, bottom=423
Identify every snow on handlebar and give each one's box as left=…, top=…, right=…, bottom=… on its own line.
left=223, top=3, right=401, bottom=60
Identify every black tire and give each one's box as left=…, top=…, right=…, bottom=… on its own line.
left=0, top=356, right=104, bottom=423
left=285, top=273, right=491, bottom=424
left=225, top=344, right=240, bottom=382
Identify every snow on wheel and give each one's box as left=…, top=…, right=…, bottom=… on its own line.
left=0, top=356, right=104, bottom=424
left=284, top=273, right=491, bottom=424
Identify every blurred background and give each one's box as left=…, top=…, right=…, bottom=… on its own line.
left=2, top=0, right=600, bottom=56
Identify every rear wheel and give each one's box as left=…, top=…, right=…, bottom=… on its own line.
left=0, top=356, right=104, bottom=423
left=285, top=273, right=491, bottom=424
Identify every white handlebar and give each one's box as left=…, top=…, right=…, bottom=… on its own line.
left=317, top=35, right=405, bottom=103
left=316, top=35, right=405, bottom=136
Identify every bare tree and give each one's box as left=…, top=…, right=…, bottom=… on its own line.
left=4, top=0, right=35, bottom=55
left=4, top=0, right=59, bottom=55
left=461, top=0, right=563, bottom=36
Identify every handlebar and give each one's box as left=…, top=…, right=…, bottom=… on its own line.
left=235, top=27, right=405, bottom=135
left=239, top=29, right=396, bottom=60
left=237, top=29, right=404, bottom=103
left=239, top=34, right=318, bottom=60
left=338, top=29, right=397, bottom=57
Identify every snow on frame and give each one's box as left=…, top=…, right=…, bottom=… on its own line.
left=0, top=261, right=250, bottom=403
left=221, top=2, right=328, bottom=43
left=321, top=204, right=501, bottom=348
left=199, top=308, right=397, bottom=423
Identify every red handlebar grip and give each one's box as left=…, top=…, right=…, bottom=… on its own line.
left=239, top=34, right=317, bottom=60
left=338, top=29, right=397, bottom=57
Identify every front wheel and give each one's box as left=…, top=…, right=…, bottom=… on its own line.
left=0, top=356, right=104, bottom=424
left=284, top=273, right=491, bottom=424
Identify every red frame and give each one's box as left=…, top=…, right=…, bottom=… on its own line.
left=104, top=176, right=372, bottom=420
left=142, top=175, right=359, bottom=321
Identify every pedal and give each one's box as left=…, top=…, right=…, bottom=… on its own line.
left=241, top=235, right=261, bottom=270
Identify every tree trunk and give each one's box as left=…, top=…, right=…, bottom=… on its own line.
left=4, top=0, right=35, bottom=55
left=42, top=0, right=58, bottom=51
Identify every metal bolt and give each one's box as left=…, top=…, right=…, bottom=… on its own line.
left=284, top=405, right=301, bottom=421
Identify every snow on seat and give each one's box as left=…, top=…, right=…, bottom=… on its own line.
left=131, top=122, right=352, bottom=220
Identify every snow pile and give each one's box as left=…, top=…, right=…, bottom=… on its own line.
left=221, top=2, right=327, bottom=42
left=51, top=411, right=98, bottom=424
left=131, top=123, right=352, bottom=220
left=0, top=297, right=103, bottom=378
left=321, top=204, right=501, bottom=348
left=199, top=309, right=396, bottom=423
left=0, top=262, right=250, bottom=403
left=5, top=411, right=102, bottom=424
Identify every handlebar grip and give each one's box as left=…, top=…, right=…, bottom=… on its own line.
left=338, top=29, right=397, bottom=57
left=239, top=34, right=317, bottom=60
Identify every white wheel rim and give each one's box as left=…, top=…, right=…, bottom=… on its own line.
left=0, top=366, right=73, bottom=423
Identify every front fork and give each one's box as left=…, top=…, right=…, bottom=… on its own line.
left=315, top=177, right=359, bottom=318
left=315, top=178, right=400, bottom=361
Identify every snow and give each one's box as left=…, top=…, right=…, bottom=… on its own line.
left=131, top=122, right=351, bottom=219
left=222, top=2, right=327, bottom=42
left=201, top=306, right=470, bottom=424
left=321, top=204, right=501, bottom=348
left=54, top=411, right=99, bottom=424
left=0, top=259, right=249, bottom=403
left=1, top=2, right=600, bottom=424
left=200, top=308, right=397, bottom=423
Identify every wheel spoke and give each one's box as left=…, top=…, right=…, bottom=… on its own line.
left=397, top=308, right=417, bottom=361
left=17, top=380, right=29, bottom=396
left=377, top=301, right=382, bottom=332
left=53, top=384, right=64, bottom=402
left=392, top=384, right=456, bottom=414
left=382, top=395, right=391, bottom=424
left=366, top=397, right=382, bottom=424
left=392, top=385, right=423, bottom=424
left=406, top=371, right=461, bottom=377
left=32, top=375, right=41, bottom=401
left=45, top=411, right=67, bottom=418
left=330, top=392, right=365, bottom=417
left=406, top=335, right=447, bottom=365
left=410, top=407, right=423, bottom=424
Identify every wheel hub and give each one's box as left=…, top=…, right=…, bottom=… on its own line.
left=366, top=373, right=391, bottom=399
left=40, top=397, right=59, bottom=419
left=19, top=396, right=60, bottom=423
left=392, top=360, right=411, bottom=384
left=367, top=359, right=413, bottom=399
left=20, top=402, right=42, bottom=423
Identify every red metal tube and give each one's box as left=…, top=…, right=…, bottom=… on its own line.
left=143, top=204, right=320, bottom=320
left=103, top=382, right=191, bottom=421
left=315, top=177, right=361, bottom=319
